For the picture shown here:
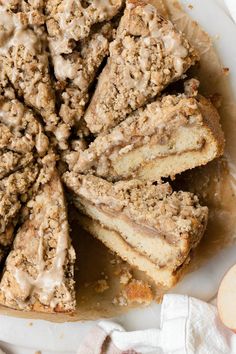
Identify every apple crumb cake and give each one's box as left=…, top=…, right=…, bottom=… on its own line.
left=63, top=173, right=208, bottom=287
left=64, top=87, right=225, bottom=181
left=0, top=0, right=227, bottom=313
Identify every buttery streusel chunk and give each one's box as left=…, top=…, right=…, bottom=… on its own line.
left=64, top=173, right=208, bottom=287
left=65, top=93, right=225, bottom=181
left=84, top=0, right=199, bottom=133
left=0, top=168, right=76, bottom=312
left=0, top=0, right=44, bottom=13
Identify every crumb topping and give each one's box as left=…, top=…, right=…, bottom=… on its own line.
left=63, top=173, right=208, bottom=243
left=0, top=163, right=39, bottom=236
left=65, top=93, right=203, bottom=177
left=52, top=22, right=116, bottom=129
left=46, top=0, right=123, bottom=44
left=0, top=4, right=69, bottom=149
left=84, top=0, right=199, bottom=133
left=0, top=169, right=76, bottom=312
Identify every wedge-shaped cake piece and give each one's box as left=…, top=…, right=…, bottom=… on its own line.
left=65, top=93, right=225, bottom=181
left=63, top=173, right=208, bottom=288
left=0, top=5, right=69, bottom=148
left=84, top=0, right=199, bottom=133
left=46, top=1, right=123, bottom=132
left=0, top=163, right=40, bottom=264
left=0, top=169, right=76, bottom=312
left=49, top=22, right=116, bottom=131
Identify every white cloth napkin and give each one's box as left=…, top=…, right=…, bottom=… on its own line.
left=77, top=294, right=236, bottom=354
left=224, top=0, right=236, bottom=23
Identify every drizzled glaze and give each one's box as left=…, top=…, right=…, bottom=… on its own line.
left=141, top=4, right=189, bottom=75
left=0, top=172, right=75, bottom=311
left=0, top=7, right=39, bottom=56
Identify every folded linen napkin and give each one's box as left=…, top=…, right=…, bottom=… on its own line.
left=77, top=294, right=236, bottom=354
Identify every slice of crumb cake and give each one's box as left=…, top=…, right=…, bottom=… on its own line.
left=0, top=74, right=50, bottom=264
left=46, top=1, right=124, bottom=134
left=63, top=173, right=208, bottom=288
left=0, top=164, right=76, bottom=313
left=47, top=22, right=117, bottom=134
left=64, top=90, right=225, bottom=181
left=84, top=0, right=199, bottom=134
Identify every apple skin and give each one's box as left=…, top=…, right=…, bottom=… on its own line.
left=217, top=264, right=236, bottom=333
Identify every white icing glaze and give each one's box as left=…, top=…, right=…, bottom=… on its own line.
left=2, top=180, right=72, bottom=309
left=136, top=3, right=188, bottom=75
left=0, top=6, right=39, bottom=57
left=57, top=0, right=119, bottom=40
left=13, top=223, right=70, bottom=307
left=53, top=55, right=78, bottom=81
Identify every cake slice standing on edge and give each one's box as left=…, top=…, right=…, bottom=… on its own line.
left=0, top=165, right=76, bottom=313
left=84, top=0, right=199, bottom=134
left=64, top=89, right=225, bottom=181
left=63, top=173, right=208, bottom=288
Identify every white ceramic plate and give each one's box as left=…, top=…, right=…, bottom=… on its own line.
left=1, top=1, right=236, bottom=353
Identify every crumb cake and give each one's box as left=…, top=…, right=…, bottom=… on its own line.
left=84, top=0, right=199, bottom=134
left=65, top=90, right=225, bottom=181
left=0, top=167, right=76, bottom=312
left=63, top=173, right=208, bottom=287
left=48, top=21, right=116, bottom=133
left=0, top=0, right=227, bottom=314
left=46, top=1, right=124, bottom=133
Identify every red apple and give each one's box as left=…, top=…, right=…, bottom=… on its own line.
left=217, top=264, right=236, bottom=332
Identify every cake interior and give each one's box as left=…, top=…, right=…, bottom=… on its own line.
left=113, top=124, right=217, bottom=180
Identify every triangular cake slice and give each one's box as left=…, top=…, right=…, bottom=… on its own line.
left=48, top=22, right=116, bottom=133
left=84, top=0, right=199, bottom=134
left=0, top=4, right=69, bottom=148
left=46, top=1, right=123, bottom=133
left=0, top=150, right=57, bottom=266
left=63, top=173, right=208, bottom=288
left=0, top=70, right=51, bottom=264
left=0, top=166, right=76, bottom=313
left=64, top=90, right=225, bottom=181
